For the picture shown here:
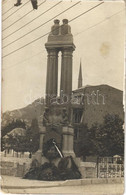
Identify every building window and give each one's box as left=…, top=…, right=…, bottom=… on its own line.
left=73, top=109, right=83, bottom=124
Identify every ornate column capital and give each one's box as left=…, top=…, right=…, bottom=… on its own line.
left=46, top=48, right=59, bottom=57
left=62, top=47, right=74, bottom=52
left=61, top=47, right=74, bottom=57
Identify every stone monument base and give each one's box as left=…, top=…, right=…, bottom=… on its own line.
left=32, top=124, right=76, bottom=163
left=62, top=151, right=75, bottom=157
left=62, top=126, right=75, bottom=157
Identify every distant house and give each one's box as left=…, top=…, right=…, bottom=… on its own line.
left=2, top=128, right=27, bottom=156
left=7, top=128, right=26, bottom=137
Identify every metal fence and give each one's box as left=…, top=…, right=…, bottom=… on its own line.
left=97, top=157, right=124, bottom=178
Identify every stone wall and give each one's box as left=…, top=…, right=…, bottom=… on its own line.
left=79, top=162, right=97, bottom=178
left=0, top=161, right=31, bottom=177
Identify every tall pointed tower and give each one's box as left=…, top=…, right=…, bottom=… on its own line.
left=78, top=61, right=83, bottom=88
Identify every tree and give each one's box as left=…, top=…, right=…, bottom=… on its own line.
left=75, top=124, right=93, bottom=160
left=89, top=114, right=124, bottom=157
left=89, top=123, right=108, bottom=156
left=1, top=119, right=26, bottom=151
left=26, top=118, right=40, bottom=153
left=75, top=114, right=124, bottom=159
left=1, top=119, right=26, bottom=137
left=100, top=114, right=124, bottom=156
left=2, top=119, right=40, bottom=154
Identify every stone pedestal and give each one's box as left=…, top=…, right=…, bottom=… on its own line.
left=32, top=126, right=46, bottom=164
left=62, top=126, right=75, bottom=157
left=39, top=127, right=46, bottom=150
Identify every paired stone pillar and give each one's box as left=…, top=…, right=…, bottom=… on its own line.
left=46, top=47, right=74, bottom=105
left=46, top=49, right=58, bottom=105
left=62, top=126, right=75, bottom=157
left=60, top=48, right=73, bottom=99
left=43, top=19, right=76, bottom=161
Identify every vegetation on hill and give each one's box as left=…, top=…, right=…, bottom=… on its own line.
left=1, top=98, right=45, bottom=130
left=1, top=119, right=26, bottom=137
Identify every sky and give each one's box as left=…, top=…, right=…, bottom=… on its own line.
left=2, top=0, right=125, bottom=112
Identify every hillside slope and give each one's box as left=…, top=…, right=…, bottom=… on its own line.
left=2, top=98, right=45, bottom=128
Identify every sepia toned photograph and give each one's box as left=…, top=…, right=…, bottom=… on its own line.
left=1, top=0, right=125, bottom=194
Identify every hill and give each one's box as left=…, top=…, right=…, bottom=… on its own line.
left=2, top=98, right=45, bottom=129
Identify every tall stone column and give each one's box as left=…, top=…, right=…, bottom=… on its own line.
left=60, top=48, right=74, bottom=100
left=46, top=49, right=58, bottom=105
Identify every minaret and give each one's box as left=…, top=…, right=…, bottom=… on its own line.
left=78, top=61, right=83, bottom=88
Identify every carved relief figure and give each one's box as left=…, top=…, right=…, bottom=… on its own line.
left=62, top=108, right=69, bottom=125
left=43, top=107, right=49, bottom=126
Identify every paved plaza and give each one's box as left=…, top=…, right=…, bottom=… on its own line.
left=1, top=175, right=124, bottom=194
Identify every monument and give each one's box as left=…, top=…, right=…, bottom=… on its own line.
left=33, top=19, right=76, bottom=163
left=28, top=19, right=84, bottom=180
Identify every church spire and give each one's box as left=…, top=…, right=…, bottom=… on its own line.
left=78, top=60, right=83, bottom=88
